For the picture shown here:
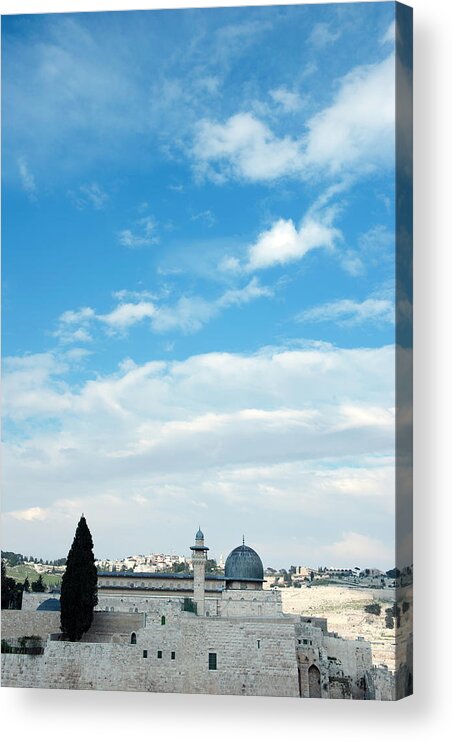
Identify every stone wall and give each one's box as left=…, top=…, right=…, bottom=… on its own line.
left=97, top=593, right=220, bottom=616
left=21, top=593, right=59, bottom=611
left=219, top=589, right=283, bottom=617
left=5, top=585, right=397, bottom=700
left=97, top=574, right=224, bottom=591
left=2, top=613, right=299, bottom=697
left=1, top=610, right=61, bottom=640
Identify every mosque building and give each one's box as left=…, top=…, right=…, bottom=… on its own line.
left=2, top=528, right=399, bottom=700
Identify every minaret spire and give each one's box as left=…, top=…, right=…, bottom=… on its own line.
left=191, top=527, right=209, bottom=617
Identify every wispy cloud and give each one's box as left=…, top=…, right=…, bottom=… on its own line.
left=192, top=53, right=395, bottom=183
left=381, top=20, right=396, bottom=45
left=340, top=224, right=395, bottom=276
left=99, top=302, right=156, bottom=331
left=52, top=279, right=272, bottom=340
left=296, top=286, right=395, bottom=327
left=10, top=506, right=48, bottom=522
left=70, top=182, right=109, bottom=210
left=17, top=156, right=37, bottom=200
left=320, top=531, right=393, bottom=567
left=220, top=187, right=343, bottom=274
left=119, top=216, right=159, bottom=248
left=269, top=87, right=304, bottom=113
left=150, top=278, right=272, bottom=334
left=190, top=210, right=216, bottom=227
left=303, top=54, right=395, bottom=174
left=54, top=307, right=95, bottom=344
left=308, top=22, right=341, bottom=49
left=193, top=112, right=303, bottom=182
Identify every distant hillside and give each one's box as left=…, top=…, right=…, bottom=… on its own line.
left=5, top=564, right=62, bottom=589
left=1, top=551, right=25, bottom=567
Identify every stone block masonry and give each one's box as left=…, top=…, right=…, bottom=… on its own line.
left=1, top=610, right=61, bottom=640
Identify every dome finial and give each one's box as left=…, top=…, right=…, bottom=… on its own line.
left=242, top=534, right=245, bottom=546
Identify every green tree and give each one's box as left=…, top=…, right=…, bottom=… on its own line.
left=205, top=559, right=218, bottom=573
left=60, top=515, right=98, bottom=641
left=31, top=575, right=46, bottom=592
left=1, top=560, right=23, bottom=608
left=364, top=603, right=381, bottom=616
left=23, top=577, right=31, bottom=593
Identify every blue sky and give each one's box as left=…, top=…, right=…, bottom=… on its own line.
left=2, top=2, right=404, bottom=568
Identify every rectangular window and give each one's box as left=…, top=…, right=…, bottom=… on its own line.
left=257, top=640, right=261, bottom=649
left=157, top=650, right=162, bottom=658
left=171, top=651, right=175, bottom=660
left=303, top=639, right=308, bottom=645
left=208, top=652, right=217, bottom=670
left=142, top=650, right=148, bottom=658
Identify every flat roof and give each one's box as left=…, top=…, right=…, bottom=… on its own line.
left=98, top=571, right=225, bottom=581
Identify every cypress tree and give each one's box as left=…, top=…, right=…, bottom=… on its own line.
left=60, top=515, right=98, bottom=641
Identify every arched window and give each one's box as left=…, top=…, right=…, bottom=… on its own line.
left=161, top=616, right=166, bottom=625
left=130, top=633, right=137, bottom=645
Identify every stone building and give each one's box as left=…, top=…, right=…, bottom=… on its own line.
left=1, top=529, right=395, bottom=700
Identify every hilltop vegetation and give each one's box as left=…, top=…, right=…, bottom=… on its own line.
left=6, top=564, right=62, bottom=589
left=1, top=552, right=65, bottom=606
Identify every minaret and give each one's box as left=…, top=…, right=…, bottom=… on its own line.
left=190, top=527, right=208, bottom=617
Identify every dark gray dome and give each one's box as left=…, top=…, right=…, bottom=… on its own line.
left=195, top=528, right=204, bottom=540
left=225, top=544, right=264, bottom=583
left=37, top=598, right=60, bottom=611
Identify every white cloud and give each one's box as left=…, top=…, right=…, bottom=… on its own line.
left=308, top=22, right=341, bottom=49
left=112, top=289, right=157, bottom=302
left=151, top=296, right=214, bottom=334
left=304, top=54, right=395, bottom=174
left=59, top=307, right=96, bottom=324
left=70, top=182, right=109, bottom=210
left=269, top=87, right=304, bottom=112
left=119, top=216, right=159, bottom=248
left=151, top=278, right=271, bottom=334
left=10, top=507, right=48, bottom=522
left=192, top=54, right=395, bottom=183
left=381, top=21, right=396, bottom=45
left=51, top=278, right=272, bottom=342
left=190, top=209, right=216, bottom=227
left=217, top=278, right=273, bottom=307
left=320, top=531, right=394, bottom=568
left=2, top=352, right=73, bottom=420
left=3, top=343, right=395, bottom=565
left=246, top=215, right=340, bottom=271
left=193, top=112, right=303, bottom=182
left=54, top=306, right=95, bottom=344
left=338, top=224, right=394, bottom=276
left=99, top=302, right=156, bottom=331
left=297, top=295, right=394, bottom=326
left=358, top=225, right=395, bottom=259
left=17, top=156, right=37, bottom=200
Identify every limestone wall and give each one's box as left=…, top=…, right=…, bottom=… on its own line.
left=96, top=594, right=219, bottom=616
left=322, top=634, right=373, bottom=682
left=219, top=589, right=283, bottom=617
left=21, top=593, right=59, bottom=611
left=1, top=610, right=61, bottom=640
left=1, top=613, right=299, bottom=697
left=97, top=574, right=224, bottom=591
